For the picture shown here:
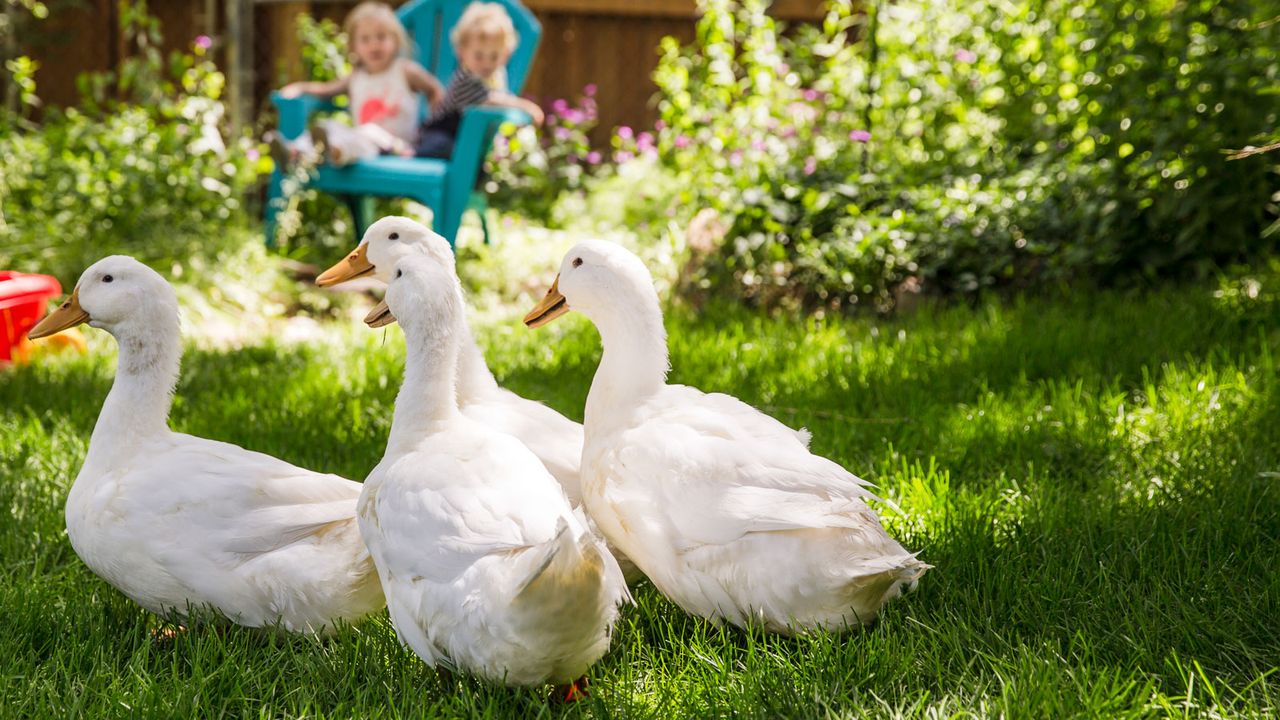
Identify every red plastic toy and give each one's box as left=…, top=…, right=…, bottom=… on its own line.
left=0, top=271, right=64, bottom=363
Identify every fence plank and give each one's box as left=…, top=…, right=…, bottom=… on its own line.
left=523, top=11, right=695, bottom=144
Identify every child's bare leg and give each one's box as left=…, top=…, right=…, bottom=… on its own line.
left=313, top=121, right=375, bottom=166
left=357, top=124, right=413, bottom=157
left=267, top=130, right=316, bottom=168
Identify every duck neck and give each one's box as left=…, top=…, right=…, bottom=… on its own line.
left=389, top=319, right=462, bottom=451
left=585, top=298, right=669, bottom=431
left=455, top=320, right=498, bottom=399
left=86, top=320, right=181, bottom=469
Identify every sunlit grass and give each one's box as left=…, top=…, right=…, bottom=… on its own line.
left=1, top=270, right=1277, bottom=717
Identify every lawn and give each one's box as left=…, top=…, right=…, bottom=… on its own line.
left=1, top=266, right=1277, bottom=718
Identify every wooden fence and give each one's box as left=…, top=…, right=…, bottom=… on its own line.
left=17, top=0, right=826, bottom=143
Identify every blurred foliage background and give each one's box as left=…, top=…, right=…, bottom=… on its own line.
left=642, top=0, right=1280, bottom=310
left=1, top=0, right=1277, bottom=313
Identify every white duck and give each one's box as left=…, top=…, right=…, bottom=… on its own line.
left=318, top=216, right=642, bottom=583
left=524, top=241, right=930, bottom=634
left=356, top=254, right=628, bottom=699
left=28, top=256, right=384, bottom=634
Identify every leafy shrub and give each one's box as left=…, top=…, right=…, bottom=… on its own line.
left=485, top=87, right=601, bottom=226
left=0, top=1, right=262, bottom=287
left=552, top=154, right=686, bottom=236
left=294, top=14, right=350, bottom=84
left=651, top=0, right=1280, bottom=311
left=1004, top=0, right=1280, bottom=279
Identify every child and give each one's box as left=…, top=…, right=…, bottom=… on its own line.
left=415, top=2, right=544, bottom=159
left=273, top=2, right=443, bottom=166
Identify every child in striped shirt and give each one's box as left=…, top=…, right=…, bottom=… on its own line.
left=415, top=2, right=544, bottom=159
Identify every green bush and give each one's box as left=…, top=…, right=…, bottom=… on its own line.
left=294, top=14, right=350, bottom=84
left=485, top=88, right=602, bottom=226
left=651, top=0, right=1280, bottom=311
left=0, top=1, right=262, bottom=287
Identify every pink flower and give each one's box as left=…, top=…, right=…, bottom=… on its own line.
left=614, top=150, right=634, bottom=163
left=552, top=98, right=569, bottom=115
left=655, top=120, right=666, bottom=131
left=584, top=83, right=597, bottom=97
left=674, top=135, right=691, bottom=149
left=637, top=132, right=654, bottom=150
left=780, top=125, right=796, bottom=138
left=849, top=129, right=872, bottom=142
left=729, top=150, right=743, bottom=167
left=562, top=109, right=585, bottom=124
left=586, top=150, right=602, bottom=164
left=194, top=35, right=213, bottom=50
left=803, top=156, right=817, bottom=175
left=776, top=62, right=790, bottom=75
left=787, top=103, right=816, bottom=123
left=803, top=88, right=820, bottom=102
left=617, top=126, right=634, bottom=140
left=555, top=127, right=571, bottom=140
left=954, top=48, right=977, bottom=63
left=246, top=148, right=260, bottom=161
left=751, top=139, right=767, bottom=151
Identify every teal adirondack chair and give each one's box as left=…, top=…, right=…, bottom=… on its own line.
left=265, top=0, right=540, bottom=247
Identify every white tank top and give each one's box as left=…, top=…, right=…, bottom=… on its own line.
left=349, top=58, right=419, bottom=143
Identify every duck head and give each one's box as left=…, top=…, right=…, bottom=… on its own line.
left=523, top=240, right=658, bottom=329
left=28, top=256, right=176, bottom=340
left=317, top=216, right=455, bottom=287
left=363, top=254, right=464, bottom=337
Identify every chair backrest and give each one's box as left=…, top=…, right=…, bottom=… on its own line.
left=397, top=0, right=541, bottom=94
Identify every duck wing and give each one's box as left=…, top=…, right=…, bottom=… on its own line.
left=367, top=436, right=567, bottom=586
left=658, top=385, right=812, bottom=447
left=462, top=388, right=586, bottom=504
left=121, top=435, right=359, bottom=553
left=614, top=387, right=886, bottom=550
left=107, top=434, right=378, bottom=627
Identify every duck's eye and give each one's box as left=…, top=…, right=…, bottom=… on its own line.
left=102, top=274, right=114, bottom=283
left=395, top=269, right=403, bottom=278
left=389, top=232, right=399, bottom=240
left=572, top=257, right=583, bottom=268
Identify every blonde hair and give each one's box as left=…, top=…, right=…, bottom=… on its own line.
left=451, top=2, right=518, bottom=55
left=344, top=2, right=409, bottom=65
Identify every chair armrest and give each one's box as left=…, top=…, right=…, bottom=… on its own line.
left=447, top=105, right=534, bottom=191
left=271, top=92, right=343, bottom=140
left=457, top=105, right=534, bottom=146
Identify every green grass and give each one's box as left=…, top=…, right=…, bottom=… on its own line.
left=1, top=271, right=1278, bottom=718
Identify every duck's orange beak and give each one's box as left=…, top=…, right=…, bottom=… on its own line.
left=317, top=244, right=375, bottom=286
left=363, top=299, right=396, bottom=328
left=28, top=287, right=90, bottom=339
left=523, top=276, right=569, bottom=328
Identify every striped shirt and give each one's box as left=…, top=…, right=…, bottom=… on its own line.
left=429, top=66, right=506, bottom=122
